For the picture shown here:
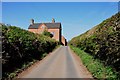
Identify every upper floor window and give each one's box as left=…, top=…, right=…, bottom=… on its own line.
left=41, top=25, right=45, bottom=29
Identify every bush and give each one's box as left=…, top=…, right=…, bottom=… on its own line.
left=69, top=12, right=120, bottom=76
left=42, top=30, right=53, bottom=38
left=2, top=25, right=59, bottom=78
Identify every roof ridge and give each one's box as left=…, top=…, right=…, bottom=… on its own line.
left=28, top=22, right=61, bottom=29
left=34, top=22, right=61, bottom=24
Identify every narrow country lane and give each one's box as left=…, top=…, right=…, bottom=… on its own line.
left=19, top=46, right=93, bottom=78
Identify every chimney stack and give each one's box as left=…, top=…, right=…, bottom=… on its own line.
left=31, top=19, right=34, bottom=25
left=52, top=18, right=55, bottom=23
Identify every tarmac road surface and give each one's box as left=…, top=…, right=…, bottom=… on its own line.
left=19, top=46, right=93, bottom=78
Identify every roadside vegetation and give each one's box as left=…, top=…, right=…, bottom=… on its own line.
left=69, top=12, right=120, bottom=79
left=70, top=46, right=119, bottom=79
left=42, top=30, right=53, bottom=38
left=2, top=25, right=59, bottom=79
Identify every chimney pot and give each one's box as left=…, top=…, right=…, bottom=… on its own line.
left=52, top=18, right=55, bottom=23
left=31, top=19, right=34, bottom=25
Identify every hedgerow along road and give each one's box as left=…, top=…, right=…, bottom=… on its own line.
left=18, top=46, right=93, bottom=78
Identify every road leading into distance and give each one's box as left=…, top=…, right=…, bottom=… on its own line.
left=19, top=46, right=93, bottom=78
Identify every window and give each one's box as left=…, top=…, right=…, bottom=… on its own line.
left=41, top=25, right=45, bottom=28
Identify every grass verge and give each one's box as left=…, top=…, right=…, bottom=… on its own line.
left=70, top=45, right=120, bottom=79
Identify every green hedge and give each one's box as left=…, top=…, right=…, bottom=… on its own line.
left=2, top=25, right=59, bottom=78
left=69, top=12, right=120, bottom=75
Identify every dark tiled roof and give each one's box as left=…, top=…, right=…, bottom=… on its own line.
left=28, top=23, right=61, bottom=29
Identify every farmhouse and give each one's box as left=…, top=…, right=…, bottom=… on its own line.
left=28, top=18, right=67, bottom=46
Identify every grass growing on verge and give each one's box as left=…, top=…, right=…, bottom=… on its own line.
left=70, top=45, right=119, bottom=79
